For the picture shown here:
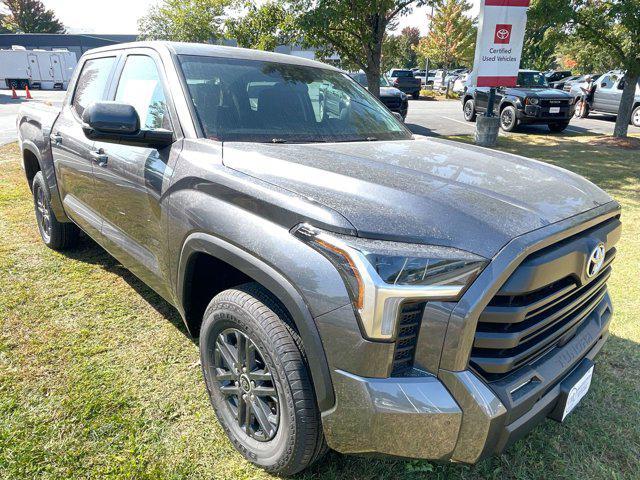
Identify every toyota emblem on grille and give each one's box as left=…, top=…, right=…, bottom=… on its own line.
left=586, top=243, right=606, bottom=278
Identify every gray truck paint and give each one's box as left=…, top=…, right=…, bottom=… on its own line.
left=17, top=41, right=620, bottom=464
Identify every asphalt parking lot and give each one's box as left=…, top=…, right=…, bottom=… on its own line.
left=405, top=97, right=640, bottom=137
left=1, top=90, right=638, bottom=146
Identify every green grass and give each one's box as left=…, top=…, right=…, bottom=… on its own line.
left=1, top=136, right=639, bottom=480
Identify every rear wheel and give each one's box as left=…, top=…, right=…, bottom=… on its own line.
left=200, top=283, right=327, bottom=475
left=548, top=121, right=570, bottom=133
left=631, top=105, right=640, bottom=127
left=499, top=105, right=518, bottom=132
left=32, top=171, right=79, bottom=250
left=463, top=98, right=477, bottom=122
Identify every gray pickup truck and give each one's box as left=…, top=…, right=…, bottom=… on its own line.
left=17, top=42, right=621, bottom=475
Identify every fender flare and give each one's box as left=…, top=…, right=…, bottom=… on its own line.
left=177, top=231, right=335, bottom=412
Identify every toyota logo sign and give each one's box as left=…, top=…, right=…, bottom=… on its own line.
left=494, top=24, right=513, bottom=44
left=586, top=243, right=606, bottom=278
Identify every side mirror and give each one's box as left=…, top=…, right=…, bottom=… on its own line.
left=392, top=111, right=404, bottom=123
left=600, top=82, right=608, bottom=88
left=82, top=101, right=173, bottom=149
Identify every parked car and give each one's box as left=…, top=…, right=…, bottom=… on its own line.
left=349, top=72, right=409, bottom=120
left=544, top=70, right=572, bottom=84
left=563, top=74, right=601, bottom=93
left=549, top=74, right=582, bottom=90
left=463, top=69, right=577, bottom=132
left=569, top=70, right=640, bottom=127
left=18, top=41, right=620, bottom=475
left=413, top=69, right=436, bottom=86
left=388, top=68, right=421, bottom=98
left=452, top=72, right=469, bottom=94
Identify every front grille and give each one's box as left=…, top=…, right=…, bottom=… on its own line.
left=391, top=301, right=425, bottom=376
left=470, top=226, right=618, bottom=381
left=540, top=98, right=570, bottom=107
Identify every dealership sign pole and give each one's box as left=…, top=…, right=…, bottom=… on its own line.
left=472, top=0, right=531, bottom=116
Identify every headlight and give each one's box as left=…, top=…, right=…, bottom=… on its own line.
left=293, top=224, right=487, bottom=340
left=526, top=97, right=539, bottom=105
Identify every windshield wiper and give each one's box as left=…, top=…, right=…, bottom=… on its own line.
left=270, top=138, right=287, bottom=143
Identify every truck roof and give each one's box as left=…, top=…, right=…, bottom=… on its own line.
left=81, top=41, right=341, bottom=72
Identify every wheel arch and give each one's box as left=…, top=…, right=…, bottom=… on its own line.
left=21, top=141, right=42, bottom=191
left=177, top=231, right=335, bottom=411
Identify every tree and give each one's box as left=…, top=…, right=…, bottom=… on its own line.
left=0, top=0, right=65, bottom=33
left=555, top=36, right=618, bottom=74
left=414, top=0, right=475, bottom=71
left=225, top=1, right=299, bottom=51
left=383, top=26, right=421, bottom=71
left=294, top=0, right=430, bottom=97
left=138, top=0, right=231, bottom=43
left=532, top=0, right=640, bottom=138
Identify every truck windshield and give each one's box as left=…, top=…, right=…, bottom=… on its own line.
left=517, top=72, right=549, bottom=88
left=178, top=55, right=411, bottom=143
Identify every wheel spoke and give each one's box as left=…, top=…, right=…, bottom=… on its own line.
left=235, top=331, right=246, bottom=367
left=251, top=397, right=275, bottom=438
left=216, top=335, right=239, bottom=373
left=215, top=369, right=235, bottom=382
left=253, top=386, right=277, bottom=397
left=245, top=341, right=255, bottom=370
left=220, top=385, right=240, bottom=396
left=237, top=394, right=247, bottom=429
left=248, top=369, right=272, bottom=382
left=244, top=397, right=252, bottom=434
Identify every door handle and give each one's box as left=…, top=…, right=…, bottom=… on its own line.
left=50, top=132, right=62, bottom=145
left=89, top=149, right=108, bottom=167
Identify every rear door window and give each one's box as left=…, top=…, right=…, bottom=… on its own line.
left=72, top=56, right=116, bottom=117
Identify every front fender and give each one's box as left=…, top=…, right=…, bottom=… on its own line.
left=177, top=232, right=336, bottom=412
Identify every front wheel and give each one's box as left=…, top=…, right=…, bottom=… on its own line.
left=631, top=105, right=640, bottom=127
left=499, top=105, right=518, bottom=132
left=200, top=283, right=327, bottom=475
left=32, top=171, right=79, bottom=250
left=548, top=121, right=570, bottom=133
left=463, top=98, right=477, bottom=122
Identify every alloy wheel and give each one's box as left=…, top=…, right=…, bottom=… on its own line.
left=35, top=185, right=51, bottom=241
left=214, top=328, right=279, bottom=442
left=633, top=108, right=640, bottom=127
left=501, top=109, right=514, bottom=129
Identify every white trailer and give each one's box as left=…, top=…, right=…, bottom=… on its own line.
left=0, top=47, right=30, bottom=89
left=1, top=46, right=77, bottom=90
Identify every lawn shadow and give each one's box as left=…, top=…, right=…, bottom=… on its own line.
left=63, top=233, right=192, bottom=340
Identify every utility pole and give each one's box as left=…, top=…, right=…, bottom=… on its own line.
left=424, top=4, right=435, bottom=86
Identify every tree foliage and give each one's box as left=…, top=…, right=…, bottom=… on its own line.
left=294, top=0, right=429, bottom=97
left=225, top=1, right=298, bottom=51
left=0, top=0, right=65, bottom=33
left=532, top=0, right=640, bottom=137
left=382, top=26, right=421, bottom=71
left=138, top=0, right=231, bottom=43
left=414, top=0, right=475, bottom=70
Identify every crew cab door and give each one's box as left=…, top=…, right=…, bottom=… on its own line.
left=91, top=52, right=180, bottom=296
left=592, top=74, right=621, bottom=113
left=51, top=55, right=117, bottom=238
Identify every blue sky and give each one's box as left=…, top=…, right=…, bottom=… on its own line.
left=42, top=0, right=481, bottom=35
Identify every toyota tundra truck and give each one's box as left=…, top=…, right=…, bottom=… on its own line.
left=17, top=42, right=621, bottom=475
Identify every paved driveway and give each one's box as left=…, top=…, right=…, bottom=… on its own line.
left=0, top=90, right=66, bottom=145
left=404, top=98, right=640, bottom=137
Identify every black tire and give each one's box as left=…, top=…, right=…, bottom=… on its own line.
left=548, top=121, right=570, bottom=133
left=32, top=171, right=79, bottom=250
left=499, top=105, right=518, bottom=132
left=412, top=91, right=420, bottom=99
left=463, top=98, right=477, bottom=122
left=200, top=283, right=327, bottom=475
left=631, top=105, right=640, bottom=127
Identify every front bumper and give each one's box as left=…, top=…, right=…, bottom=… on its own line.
left=321, top=294, right=611, bottom=463
left=517, top=104, right=575, bottom=123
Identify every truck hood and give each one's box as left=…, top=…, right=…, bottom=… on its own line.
left=223, top=136, right=611, bottom=258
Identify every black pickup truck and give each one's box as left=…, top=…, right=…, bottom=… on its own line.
left=463, top=70, right=577, bottom=132
left=17, top=42, right=619, bottom=475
